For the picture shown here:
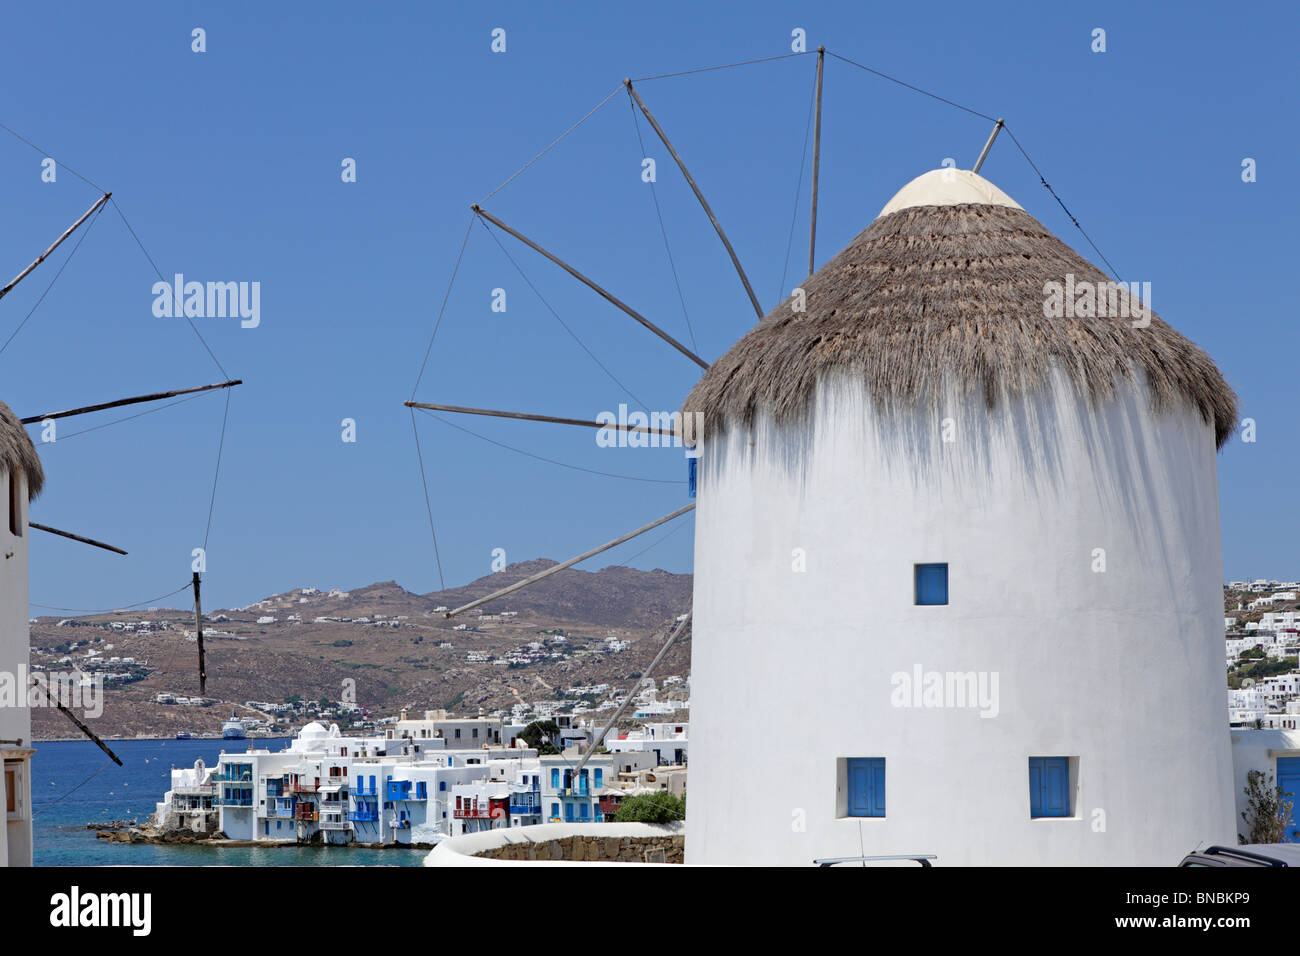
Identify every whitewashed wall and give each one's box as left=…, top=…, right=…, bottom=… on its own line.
left=1, top=469, right=31, bottom=866
left=687, top=370, right=1234, bottom=865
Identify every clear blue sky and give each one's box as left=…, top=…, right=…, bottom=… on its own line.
left=0, top=1, right=1294, bottom=614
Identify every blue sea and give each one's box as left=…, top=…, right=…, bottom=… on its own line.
left=32, top=739, right=427, bottom=866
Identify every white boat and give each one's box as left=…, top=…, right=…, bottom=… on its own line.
left=221, top=713, right=247, bottom=740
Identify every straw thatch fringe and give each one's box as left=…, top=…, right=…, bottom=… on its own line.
left=683, top=203, right=1236, bottom=448
left=0, top=400, right=45, bottom=498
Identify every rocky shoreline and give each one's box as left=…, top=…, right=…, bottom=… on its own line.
left=90, top=821, right=433, bottom=850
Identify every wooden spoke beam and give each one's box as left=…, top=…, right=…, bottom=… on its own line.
left=20, top=379, right=241, bottom=424
left=971, top=118, right=1005, bottom=175
left=444, top=503, right=695, bottom=618
left=569, top=610, right=691, bottom=778
left=30, top=523, right=127, bottom=555
left=626, top=80, right=765, bottom=320
left=406, top=401, right=680, bottom=440
left=808, top=46, right=825, bottom=278
left=471, top=205, right=708, bottom=370
left=28, top=678, right=123, bottom=766
left=0, top=192, right=111, bottom=302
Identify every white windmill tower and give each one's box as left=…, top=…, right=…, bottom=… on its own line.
left=681, top=167, right=1238, bottom=866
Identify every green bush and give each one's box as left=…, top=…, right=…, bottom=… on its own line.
left=613, top=791, right=685, bottom=824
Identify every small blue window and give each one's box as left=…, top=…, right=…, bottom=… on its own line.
left=551, top=768, right=560, bottom=789
left=687, top=457, right=698, bottom=498
left=580, top=803, right=590, bottom=821
left=1029, top=757, right=1071, bottom=818
left=914, top=563, right=948, bottom=605
left=845, top=758, right=885, bottom=818
left=551, top=802, right=559, bottom=818
left=594, top=769, right=602, bottom=788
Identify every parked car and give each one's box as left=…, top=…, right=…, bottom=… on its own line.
left=1179, top=844, right=1300, bottom=866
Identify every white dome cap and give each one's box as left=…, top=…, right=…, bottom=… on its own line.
left=299, top=721, right=328, bottom=739
left=877, top=168, right=1022, bottom=218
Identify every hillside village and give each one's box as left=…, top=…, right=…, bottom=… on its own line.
left=27, top=560, right=692, bottom=740
left=1224, top=579, right=1300, bottom=730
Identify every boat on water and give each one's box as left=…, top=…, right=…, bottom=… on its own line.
left=175, top=732, right=192, bottom=740
left=221, top=713, right=247, bottom=740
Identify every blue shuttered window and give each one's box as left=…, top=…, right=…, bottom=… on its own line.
left=1277, top=757, right=1300, bottom=842
left=687, top=458, right=698, bottom=498
left=1029, top=757, right=1071, bottom=817
left=845, top=758, right=886, bottom=818
left=914, top=563, right=948, bottom=605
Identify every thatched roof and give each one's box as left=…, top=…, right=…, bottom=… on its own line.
left=0, top=400, right=44, bottom=498
left=684, top=170, right=1237, bottom=448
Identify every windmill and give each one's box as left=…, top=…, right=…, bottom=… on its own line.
left=405, top=45, right=1237, bottom=864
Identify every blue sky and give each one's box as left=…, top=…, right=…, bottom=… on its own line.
left=0, top=1, right=1294, bottom=613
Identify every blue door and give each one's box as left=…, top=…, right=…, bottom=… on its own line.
left=1278, top=757, right=1300, bottom=842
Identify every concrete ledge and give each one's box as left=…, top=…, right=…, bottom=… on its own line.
left=423, top=822, right=685, bottom=866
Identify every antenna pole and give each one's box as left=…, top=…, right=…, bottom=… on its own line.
left=808, top=46, right=825, bottom=278
left=971, top=118, right=1005, bottom=175
left=445, top=503, right=695, bottom=618
left=626, top=80, right=765, bottom=320
left=193, top=571, right=207, bottom=695
left=0, top=192, right=111, bottom=302
left=472, top=205, right=708, bottom=369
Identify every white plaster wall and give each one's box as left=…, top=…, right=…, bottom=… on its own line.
left=0, top=470, right=30, bottom=751
left=1, top=469, right=31, bottom=867
left=686, top=370, right=1235, bottom=865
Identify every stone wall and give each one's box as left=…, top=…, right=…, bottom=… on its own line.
left=474, top=834, right=684, bottom=864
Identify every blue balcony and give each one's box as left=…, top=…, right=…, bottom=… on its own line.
left=386, top=780, right=413, bottom=801
left=214, top=770, right=253, bottom=783
left=349, top=809, right=379, bottom=822
left=218, top=794, right=254, bottom=807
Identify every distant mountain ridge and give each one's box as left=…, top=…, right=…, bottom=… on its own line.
left=229, top=560, right=691, bottom=630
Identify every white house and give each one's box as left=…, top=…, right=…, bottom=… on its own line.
left=1230, top=730, right=1300, bottom=842
left=682, top=168, right=1237, bottom=865
left=0, top=403, right=42, bottom=868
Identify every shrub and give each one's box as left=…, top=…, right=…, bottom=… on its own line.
left=1239, top=769, right=1295, bottom=844
left=613, top=791, right=685, bottom=824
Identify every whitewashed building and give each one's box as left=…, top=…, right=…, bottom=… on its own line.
left=0, top=404, right=42, bottom=868
left=682, top=169, right=1238, bottom=865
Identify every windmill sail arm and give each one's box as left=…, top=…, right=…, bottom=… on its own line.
left=0, top=192, right=111, bottom=302
left=20, top=379, right=241, bottom=424
left=29, top=522, right=127, bottom=555
left=405, top=401, right=679, bottom=439
left=470, top=205, right=708, bottom=370
left=444, top=503, right=695, bottom=618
